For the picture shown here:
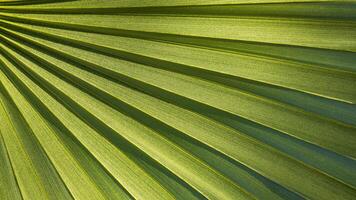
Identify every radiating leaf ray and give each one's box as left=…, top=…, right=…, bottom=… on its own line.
left=4, top=28, right=355, bottom=160
left=0, top=42, right=254, bottom=200
left=0, top=1, right=356, bottom=200
left=1, top=12, right=356, bottom=52
left=0, top=53, right=176, bottom=200
left=2, top=24, right=356, bottom=199
left=0, top=89, right=73, bottom=200
left=0, top=120, right=22, bottom=200
left=2, top=20, right=356, bottom=103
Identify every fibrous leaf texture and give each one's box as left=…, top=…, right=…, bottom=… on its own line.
left=0, top=0, right=355, bottom=200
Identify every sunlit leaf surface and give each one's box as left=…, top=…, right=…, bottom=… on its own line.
left=0, top=0, right=356, bottom=199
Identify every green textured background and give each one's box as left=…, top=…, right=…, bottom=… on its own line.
left=0, top=0, right=356, bottom=199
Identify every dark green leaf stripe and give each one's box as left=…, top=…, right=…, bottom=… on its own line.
left=0, top=1, right=355, bottom=200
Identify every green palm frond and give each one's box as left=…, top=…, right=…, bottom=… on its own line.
left=0, top=1, right=356, bottom=200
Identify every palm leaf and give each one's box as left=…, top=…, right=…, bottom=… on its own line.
left=0, top=1, right=355, bottom=199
